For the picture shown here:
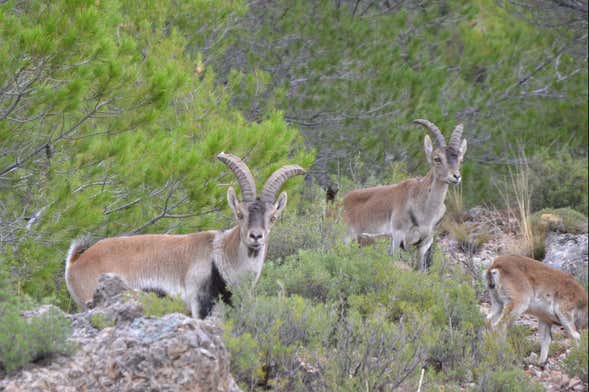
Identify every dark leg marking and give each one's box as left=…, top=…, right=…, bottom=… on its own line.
left=424, top=245, right=433, bottom=271
left=198, top=261, right=233, bottom=319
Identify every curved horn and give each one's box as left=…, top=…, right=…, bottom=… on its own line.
left=261, top=165, right=306, bottom=203
left=414, top=119, right=446, bottom=148
left=217, top=152, right=256, bottom=202
left=449, top=123, right=464, bottom=150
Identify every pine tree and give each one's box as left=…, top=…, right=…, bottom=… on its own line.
left=0, top=0, right=312, bottom=306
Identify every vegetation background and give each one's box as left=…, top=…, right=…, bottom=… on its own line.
left=0, top=0, right=587, bottom=389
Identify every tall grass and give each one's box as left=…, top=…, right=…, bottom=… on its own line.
left=499, top=150, right=542, bottom=258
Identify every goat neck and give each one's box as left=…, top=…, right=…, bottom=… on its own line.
left=417, top=169, right=448, bottom=215
left=213, top=225, right=267, bottom=287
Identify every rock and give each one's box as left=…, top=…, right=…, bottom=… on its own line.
left=568, top=377, right=582, bottom=388
left=543, top=232, right=588, bottom=285
left=0, top=274, right=241, bottom=392
left=88, top=273, right=130, bottom=308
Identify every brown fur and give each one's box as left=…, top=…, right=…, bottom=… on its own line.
left=67, top=232, right=215, bottom=307
left=486, top=255, right=588, bottom=364
left=342, top=120, right=467, bottom=271
left=343, top=177, right=423, bottom=235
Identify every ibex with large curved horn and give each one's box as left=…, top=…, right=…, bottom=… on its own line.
left=65, top=153, right=305, bottom=318
left=343, top=119, right=467, bottom=271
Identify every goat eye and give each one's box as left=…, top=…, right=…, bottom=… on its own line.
left=270, top=216, right=277, bottom=223
left=433, top=157, right=442, bottom=163
left=237, top=212, right=244, bottom=220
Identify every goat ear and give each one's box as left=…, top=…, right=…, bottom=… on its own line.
left=458, top=139, right=467, bottom=161
left=424, top=135, right=433, bottom=164
left=274, top=192, right=288, bottom=216
left=227, top=187, right=240, bottom=218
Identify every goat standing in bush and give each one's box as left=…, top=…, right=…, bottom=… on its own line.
left=343, top=119, right=467, bottom=271
left=65, top=153, right=305, bottom=318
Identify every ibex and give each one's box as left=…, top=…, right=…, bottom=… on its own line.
left=343, top=119, right=467, bottom=271
left=486, top=255, right=588, bottom=364
left=65, top=153, right=305, bottom=318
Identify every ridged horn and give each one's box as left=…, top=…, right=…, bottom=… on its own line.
left=217, top=152, right=256, bottom=202
left=414, top=119, right=446, bottom=148
left=449, top=123, right=464, bottom=150
left=261, top=165, right=306, bottom=203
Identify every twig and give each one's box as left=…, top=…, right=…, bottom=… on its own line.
left=417, top=368, right=425, bottom=392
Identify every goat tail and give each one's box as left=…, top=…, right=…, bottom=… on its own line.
left=66, top=236, right=94, bottom=266
left=65, top=236, right=95, bottom=308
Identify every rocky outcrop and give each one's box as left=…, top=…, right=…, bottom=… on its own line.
left=543, top=232, right=588, bottom=286
left=0, top=274, right=241, bottom=392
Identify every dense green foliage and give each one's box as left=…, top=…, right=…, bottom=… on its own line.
left=0, top=0, right=311, bottom=306
left=1, top=0, right=586, bottom=389
left=528, top=152, right=589, bottom=215
left=219, top=0, right=588, bottom=208
left=222, top=238, right=545, bottom=390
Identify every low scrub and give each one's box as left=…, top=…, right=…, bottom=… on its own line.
left=223, top=244, right=501, bottom=390
left=530, top=208, right=588, bottom=235
left=0, top=300, right=74, bottom=374
left=266, top=199, right=345, bottom=261
left=563, top=330, right=588, bottom=383
left=127, top=291, right=188, bottom=317
left=476, top=331, right=544, bottom=392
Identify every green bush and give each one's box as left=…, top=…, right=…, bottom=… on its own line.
left=266, top=196, right=346, bottom=261
left=529, top=151, right=588, bottom=215
left=475, top=329, right=546, bottom=392
left=479, top=369, right=544, bottom=392
left=128, top=291, right=188, bottom=317
left=89, top=313, right=115, bottom=330
left=507, top=325, right=539, bottom=360
left=226, top=244, right=487, bottom=389
left=530, top=208, right=588, bottom=234
left=563, top=330, right=588, bottom=383
left=222, top=289, right=332, bottom=389
left=0, top=301, right=74, bottom=373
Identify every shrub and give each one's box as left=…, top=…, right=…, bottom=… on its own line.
left=320, top=308, right=431, bottom=391
left=529, top=150, right=588, bottom=215
left=128, top=291, right=188, bottom=317
left=89, top=313, right=115, bottom=330
left=475, top=329, right=546, bottom=392
left=227, top=244, right=487, bottom=389
left=0, top=301, right=74, bottom=373
left=529, top=208, right=588, bottom=235
left=222, top=288, right=333, bottom=389
left=266, top=200, right=345, bottom=261
left=507, top=325, right=539, bottom=360
left=441, top=218, right=491, bottom=254
left=479, top=369, right=544, bottom=392
left=563, top=330, right=588, bottom=383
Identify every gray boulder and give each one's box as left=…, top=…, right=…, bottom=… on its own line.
left=0, top=274, right=240, bottom=392
left=543, top=232, right=588, bottom=286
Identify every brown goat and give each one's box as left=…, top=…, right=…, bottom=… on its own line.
left=486, top=255, right=588, bottom=364
left=65, top=153, right=305, bottom=319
